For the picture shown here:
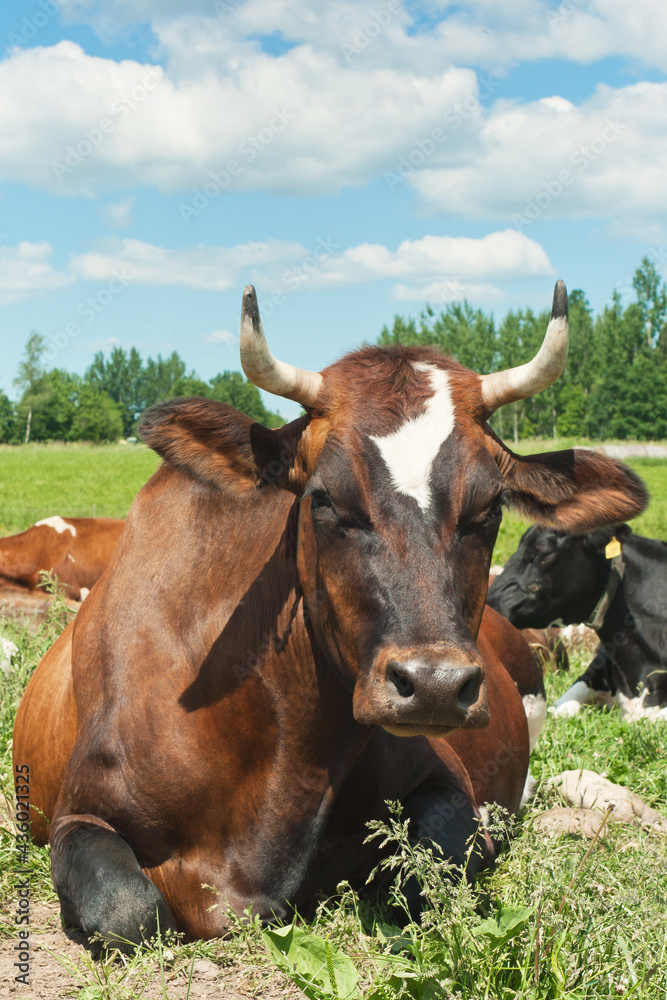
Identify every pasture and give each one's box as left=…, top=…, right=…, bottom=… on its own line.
left=0, top=442, right=160, bottom=536
left=0, top=439, right=666, bottom=998
left=1, top=440, right=667, bottom=564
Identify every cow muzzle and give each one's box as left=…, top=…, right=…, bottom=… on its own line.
left=353, top=645, right=490, bottom=736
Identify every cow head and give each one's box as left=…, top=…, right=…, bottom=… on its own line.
left=141, top=283, right=647, bottom=738
left=487, top=524, right=630, bottom=628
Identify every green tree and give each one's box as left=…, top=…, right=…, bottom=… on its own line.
left=0, top=391, right=16, bottom=443
left=86, top=346, right=144, bottom=436
left=140, top=352, right=187, bottom=409
left=13, top=332, right=47, bottom=443
left=377, top=315, right=419, bottom=346
left=170, top=375, right=213, bottom=399
left=633, top=256, right=667, bottom=352
left=209, top=371, right=284, bottom=427
left=20, top=369, right=80, bottom=441
left=70, top=386, right=124, bottom=443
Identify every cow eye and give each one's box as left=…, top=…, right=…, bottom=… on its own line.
left=460, top=497, right=504, bottom=534
left=480, top=497, right=504, bottom=526
left=309, top=489, right=333, bottom=511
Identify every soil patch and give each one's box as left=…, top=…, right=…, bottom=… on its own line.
left=0, top=901, right=304, bottom=999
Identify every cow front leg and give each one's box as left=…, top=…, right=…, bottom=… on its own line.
left=51, top=822, right=176, bottom=954
left=398, top=786, right=493, bottom=917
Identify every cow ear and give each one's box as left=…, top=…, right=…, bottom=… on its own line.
left=581, top=523, right=633, bottom=552
left=484, top=429, right=649, bottom=532
left=139, top=398, right=307, bottom=494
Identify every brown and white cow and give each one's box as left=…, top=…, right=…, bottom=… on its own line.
left=0, top=517, right=125, bottom=601
left=13, top=282, right=646, bottom=950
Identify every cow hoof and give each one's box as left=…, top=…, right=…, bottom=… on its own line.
left=549, top=701, right=581, bottom=718
left=52, top=825, right=178, bottom=955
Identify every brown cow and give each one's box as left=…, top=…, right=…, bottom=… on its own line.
left=13, top=282, right=646, bottom=950
left=0, top=517, right=125, bottom=601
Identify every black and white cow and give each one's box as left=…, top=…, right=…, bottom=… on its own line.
left=487, top=523, right=667, bottom=719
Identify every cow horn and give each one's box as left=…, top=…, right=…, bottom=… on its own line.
left=479, top=280, right=569, bottom=412
left=240, top=285, right=323, bottom=408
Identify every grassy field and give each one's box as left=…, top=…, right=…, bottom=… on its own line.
left=0, top=442, right=160, bottom=535
left=0, top=607, right=665, bottom=998
left=1, top=441, right=666, bottom=566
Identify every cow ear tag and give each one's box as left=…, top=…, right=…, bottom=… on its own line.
left=605, top=537, right=621, bottom=559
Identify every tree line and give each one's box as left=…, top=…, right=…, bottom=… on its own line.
left=2, top=257, right=666, bottom=444
left=377, top=257, right=667, bottom=441
left=0, top=335, right=284, bottom=444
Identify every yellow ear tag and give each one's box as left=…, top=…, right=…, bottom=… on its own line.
left=605, top=537, right=621, bottom=559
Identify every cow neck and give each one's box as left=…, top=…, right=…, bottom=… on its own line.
left=235, top=498, right=374, bottom=815
left=264, top=602, right=373, bottom=796
left=596, top=537, right=659, bottom=634
left=590, top=535, right=665, bottom=679
left=583, top=548, right=625, bottom=630
left=218, top=500, right=376, bottom=901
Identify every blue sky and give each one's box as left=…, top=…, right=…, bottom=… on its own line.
left=1, top=0, right=666, bottom=419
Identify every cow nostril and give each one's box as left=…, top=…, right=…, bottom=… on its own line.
left=457, top=669, right=482, bottom=709
left=387, top=665, right=415, bottom=699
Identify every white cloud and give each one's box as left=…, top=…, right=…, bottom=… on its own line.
left=75, top=336, right=126, bottom=353
left=100, top=197, right=134, bottom=228
left=0, top=23, right=665, bottom=226
left=202, top=329, right=236, bottom=344
left=315, top=231, right=553, bottom=288
left=64, top=231, right=551, bottom=300
left=0, top=242, right=73, bottom=304
left=409, top=82, right=667, bottom=223
left=60, top=0, right=667, bottom=74
left=0, top=40, right=476, bottom=197
left=392, top=281, right=508, bottom=303
left=68, top=238, right=307, bottom=289
left=0, top=231, right=552, bottom=304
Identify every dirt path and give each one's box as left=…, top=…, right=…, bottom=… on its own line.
left=0, top=901, right=304, bottom=1000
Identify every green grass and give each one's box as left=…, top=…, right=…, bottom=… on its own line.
left=1, top=609, right=665, bottom=998
left=0, top=442, right=160, bottom=534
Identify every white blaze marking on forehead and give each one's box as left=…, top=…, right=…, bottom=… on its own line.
left=35, top=516, right=76, bottom=536
left=369, top=363, right=455, bottom=510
